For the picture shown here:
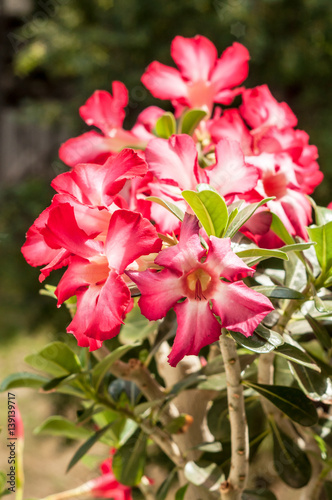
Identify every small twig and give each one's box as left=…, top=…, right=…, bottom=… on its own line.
left=219, top=329, right=249, bottom=500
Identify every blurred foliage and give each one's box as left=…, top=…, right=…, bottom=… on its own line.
left=9, top=0, right=332, bottom=206
left=0, top=178, right=71, bottom=340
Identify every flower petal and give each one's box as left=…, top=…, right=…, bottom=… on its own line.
left=168, top=300, right=221, bottom=366
left=59, top=131, right=114, bottom=167
left=206, top=138, right=258, bottom=196
left=105, top=210, right=161, bottom=274
left=128, top=269, right=184, bottom=320
left=141, top=61, right=188, bottom=101
left=211, top=43, right=249, bottom=91
left=145, top=135, right=198, bottom=190
left=79, top=84, right=128, bottom=134
left=211, top=281, right=274, bottom=336
left=155, top=213, right=205, bottom=274
left=171, top=35, right=218, bottom=82
left=205, top=236, right=254, bottom=281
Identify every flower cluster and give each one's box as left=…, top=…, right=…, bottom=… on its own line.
left=23, top=35, right=323, bottom=365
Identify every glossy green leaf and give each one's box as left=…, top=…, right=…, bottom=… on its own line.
left=235, top=248, right=288, bottom=262
left=207, top=393, right=230, bottom=441
left=251, top=285, right=305, bottom=300
left=280, top=242, right=315, bottom=253
left=197, top=373, right=227, bottom=391
left=230, top=331, right=276, bottom=354
left=25, top=342, right=81, bottom=377
left=0, top=372, right=49, bottom=391
left=192, top=441, right=223, bottom=453
left=288, top=362, right=329, bottom=400
left=92, top=344, right=139, bottom=391
left=156, top=468, right=177, bottom=500
left=133, top=398, right=165, bottom=417
left=225, top=198, right=274, bottom=238
left=271, top=421, right=312, bottom=487
left=305, top=314, right=331, bottom=350
left=175, top=484, right=189, bottom=500
left=284, top=251, right=307, bottom=291
left=180, top=108, right=207, bottom=135
left=34, top=416, right=92, bottom=440
left=155, top=112, right=176, bottom=138
left=242, top=489, right=277, bottom=500
left=270, top=213, right=294, bottom=245
left=307, top=221, right=332, bottom=276
left=275, top=342, right=321, bottom=371
left=314, top=204, right=332, bottom=225
left=244, top=381, right=318, bottom=426
left=42, top=374, right=74, bottom=391
left=67, top=422, right=113, bottom=471
left=184, top=461, right=223, bottom=490
left=119, top=304, right=157, bottom=344
left=255, top=324, right=284, bottom=347
left=314, top=295, right=332, bottom=313
left=182, top=189, right=228, bottom=237
left=145, top=196, right=184, bottom=221
left=112, top=432, right=147, bottom=486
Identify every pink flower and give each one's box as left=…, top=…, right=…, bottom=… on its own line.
left=128, top=214, right=274, bottom=366
left=143, top=134, right=258, bottom=233
left=22, top=149, right=148, bottom=282
left=240, top=85, right=298, bottom=136
left=59, top=82, right=164, bottom=167
left=141, top=35, right=249, bottom=115
left=41, top=204, right=161, bottom=350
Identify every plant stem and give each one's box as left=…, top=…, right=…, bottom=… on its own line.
left=219, top=329, right=249, bottom=500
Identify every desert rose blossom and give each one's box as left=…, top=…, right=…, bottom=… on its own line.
left=144, top=134, right=258, bottom=233
left=22, top=149, right=148, bottom=282
left=59, top=81, right=164, bottom=167
left=40, top=203, right=161, bottom=350
left=128, top=214, right=274, bottom=366
left=141, top=35, right=249, bottom=115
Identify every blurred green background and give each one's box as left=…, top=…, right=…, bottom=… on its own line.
left=1, top=0, right=332, bottom=339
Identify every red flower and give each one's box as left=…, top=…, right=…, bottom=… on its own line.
left=128, top=214, right=274, bottom=366
left=142, top=35, right=249, bottom=115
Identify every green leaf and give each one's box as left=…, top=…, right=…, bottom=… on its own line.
left=119, top=303, right=157, bottom=344
left=34, top=416, right=92, bottom=440
left=156, top=468, right=177, bottom=500
left=284, top=251, right=307, bottom=291
left=305, top=314, right=331, bottom=350
left=230, top=331, right=276, bottom=354
left=154, top=112, right=176, bottom=138
left=307, top=221, right=332, bottom=277
left=243, top=381, right=318, bottom=426
left=280, top=242, right=316, bottom=253
left=242, top=489, right=277, bottom=500
left=145, top=196, right=184, bottom=221
left=0, top=372, right=49, bottom=391
left=275, top=342, right=321, bottom=371
left=197, top=373, right=227, bottom=391
left=42, top=374, right=74, bottom=391
left=175, top=484, right=189, bottom=500
left=25, top=342, right=81, bottom=377
left=207, top=393, right=230, bottom=441
left=180, top=108, right=207, bottom=135
left=235, top=248, right=288, bottom=264
left=184, top=461, right=224, bottom=490
left=270, top=213, right=294, bottom=245
left=67, top=423, right=113, bottom=471
left=92, top=344, right=138, bottom=391
left=225, top=198, right=274, bottom=238
left=112, top=432, right=147, bottom=486
left=255, top=324, right=284, bottom=347
left=314, top=295, right=332, bottom=313
left=182, top=189, right=228, bottom=237
left=0, top=472, right=7, bottom=493
left=191, top=441, right=223, bottom=453
left=133, top=398, right=165, bottom=417
left=288, top=362, right=329, bottom=400
left=271, top=421, right=311, bottom=487
left=314, top=205, right=332, bottom=225
left=251, top=285, right=305, bottom=300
